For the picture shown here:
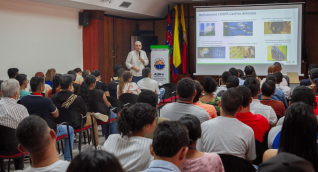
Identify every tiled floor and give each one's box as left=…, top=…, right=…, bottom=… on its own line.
left=2, top=126, right=106, bottom=172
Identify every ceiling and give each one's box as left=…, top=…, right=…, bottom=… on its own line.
left=24, top=0, right=249, bottom=19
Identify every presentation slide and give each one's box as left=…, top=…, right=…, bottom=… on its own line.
left=195, top=4, right=302, bottom=76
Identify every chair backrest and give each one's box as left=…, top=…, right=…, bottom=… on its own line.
left=41, top=116, right=57, bottom=132
left=55, top=107, right=82, bottom=128
left=218, top=154, right=256, bottom=172
left=162, top=86, right=172, bottom=100
left=89, top=101, right=110, bottom=116
left=162, top=83, right=177, bottom=92
left=119, top=93, right=138, bottom=106
left=107, top=96, right=124, bottom=113
left=253, top=140, right=267, bottom=165
left=0, top=125, right=19, bottom=153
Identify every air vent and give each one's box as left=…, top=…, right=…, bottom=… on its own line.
left=119, top=1, right=132, bottom=8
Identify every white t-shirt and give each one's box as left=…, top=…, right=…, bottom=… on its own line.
left=250, top=99, right=277, bottom=125
left=104, top=134, right=153, bottom=172
left=137, top=78, right=160, bottom=94
left=19, top=160, right=70, bottom=172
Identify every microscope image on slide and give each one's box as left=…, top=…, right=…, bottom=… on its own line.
left=199, top=23, right=215, bottom=36
left=267, top=45, right=287, bottom=61
left=264, top=21, right=291, bottom=34
left=223, top=22, right=253, bottom=36
left=198, top=47, right=225, bottom=58
left=229, top=46, right=255, bottom=59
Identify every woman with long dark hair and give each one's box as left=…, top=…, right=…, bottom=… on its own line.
left=263, top=102, right=318, bottom=171
left=103, top=103, right=156, bottom=172
left=45, top=74, right=62, bottom=98
left=117, top=71, right=141, bottom=98
left=78, top=75, right=118, bottom=139
left=67, top=150, right=124, bottom=172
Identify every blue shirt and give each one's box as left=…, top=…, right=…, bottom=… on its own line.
left=21, top=94, right=57, bottom=118
left=142, top=160, right=181, bottom=172
left=258, top=88, right=288, bottom=108
left=45, top=80, right=53, bottom=87
left=300, top=78, right=311, bottom=86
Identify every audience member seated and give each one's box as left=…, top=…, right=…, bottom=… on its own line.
left=0, top=80, right=3, bottom=99
left=45, top=74, right=62, bottom=98
left=0, top=79, right=29, bottom=170
left=66, top=150, right=124, bottom=172
left=244, top=65, right=262, bottom=84
left=45, top=68, right=56, bottom=86
left=236, top=85, right=270, bottom=143
left=137, top=67, right=165, bottom=102
left=161, top=78, right=209, bottom=123
left=16, top=74, right=31, bottom=99
left=91, top=70, right=110, bottom=96
left=178, top=115, right=224, bottom=172
left=261, top=65, right=280, bottom=86
left=7, top=68, right=19, bottom=79
left=193, top=80, right=217, bottom=119
left=259, top=74, right=288, bottom=108
left=67, top=70, right=80, bottom=95
left=200, top=76, right=220, bottom=113
left=74, top=68, right=83, bottom=85
left=103, top=103, right=156, bottom=172
left=82, top=69, right=90, bottom=79
left=51, top=75, right=101, bottom=148
left=258, top=152, right=315, bottom=172
left=300, top=64, right=318, bottom=86
left=109, top=68, right=125, bottom=98
left=269, top=86, right=317, bottom=149
left=238, top=69, right=245, bottom=80
left=260, top=80, right=285, bottom=119
left=142, top=121, right=189, bottom=172
left=274, top=72, right=291, bottom=99
left=314, top=82, right=318, bottom=115
left=110, top=64, right=123, bottom=81
left=263, top=102, right=318, bottom=171
left=244, top=78, right=277, bottom=126
left=229, top=67, right=244, bottom=85
left=35, top=72, right=52, bottom=94
left=308, top=68, right=318, bottom=90
left=117, top=71, right=141, bottom=98
left=273, top=62, right=288, bottom=86
left=215, top=76, right=240, bottom=98
left=78, top=75, right=118, bottom=139
left=197, top=88, right=256, bottom=161
left=16, top=116, right=70, bottom=172
left=214, top=71, right=231, bottom=96
left=137, top=90, right=170, bottom=139
left=21, top=76, right=74, bottom=161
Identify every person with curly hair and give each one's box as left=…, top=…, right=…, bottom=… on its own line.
left=103, top=103, right=156, bottom=172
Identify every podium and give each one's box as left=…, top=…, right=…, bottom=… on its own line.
left=150, top=45, right=170, bottom=85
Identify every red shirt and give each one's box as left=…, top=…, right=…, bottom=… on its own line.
left=236, top=112, right=270, bottom=143
left=313, top=96, right=318, bottom=116
left=260, top=100, right=285, bottom=117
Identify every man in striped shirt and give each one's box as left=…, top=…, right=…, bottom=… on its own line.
left=0, top=79, right=29, bottom=170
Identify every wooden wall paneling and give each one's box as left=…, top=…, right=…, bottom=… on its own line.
left=225, top=1, right=242, bottom=5
left=154, top=19, right=167, bottom=45
left=305, top=14, right=318, bottom=65
left=83, top=20, right=98, bottom=71
left=97, top=19, right=105, bottom=82
left=115, top=18, right=126, bottom=69
left=107, top=17, right=114, bottom=84
left=123, top=19, right=131, bottom=68
left=104, top=16, right=110, bottom=84
left=189, top=3, right=206, bottom=17
left=306, top=0, right=318, bottom=12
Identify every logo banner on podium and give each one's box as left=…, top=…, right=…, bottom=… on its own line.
left=150, top=45, right=170, bottom=85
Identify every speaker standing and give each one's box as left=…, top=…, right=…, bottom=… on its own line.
left=125, top=41, right=149, bottom=83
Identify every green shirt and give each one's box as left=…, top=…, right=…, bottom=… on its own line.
left=20, top=90, right=31, bottom=99
left=200, top=96, right=222, bottom=113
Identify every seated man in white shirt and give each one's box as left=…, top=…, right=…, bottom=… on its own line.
left=16, top=115, right=70, bottom=172
left=274, top=72, right=291, bottom=99
left=197, top=88, right=256, bottom=161
left=137, top=67, right=165, bottom=102
left=214, top=71, right=231, bottom=96
left=161, top=78, right=209, bottom=123
left=244, top=77, right=277, bottom=126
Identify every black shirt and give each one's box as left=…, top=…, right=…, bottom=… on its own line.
left=88, top=89, right=110, bottom=115
left=95, top=81, right=108, bottom=92
left=73, top=83, right=80, bottom=95
left=108, top=80, right=119, bottom=98
left=21, top=94, right=56, bottom=118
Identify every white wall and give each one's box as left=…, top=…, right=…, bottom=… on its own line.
left=0, top=0, right=83, bottom=83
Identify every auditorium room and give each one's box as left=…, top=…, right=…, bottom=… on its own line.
left=1, top=0, right=318, bottom=171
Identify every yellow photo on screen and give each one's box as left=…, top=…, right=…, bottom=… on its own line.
left=267, top=45, right=287, bottom=61
left=264, top=21, right=291, bottom=34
